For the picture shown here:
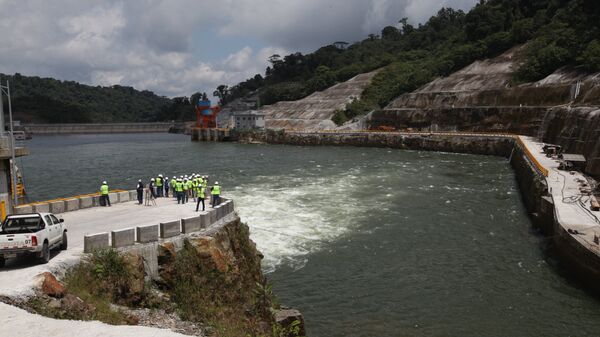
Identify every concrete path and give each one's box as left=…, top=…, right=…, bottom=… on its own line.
left=0, top=302, right=189, bottom=337
left=521, top=137, right=600, bottom=253
left=0, top=196, right=211, bottom=337
left=0, top=196, right=207, bottom=297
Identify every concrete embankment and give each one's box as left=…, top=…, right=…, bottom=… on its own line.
left=511, top=137, right=600, bottom=290
left=23, top=122, right=173, bottom=135
left=235, top=130, right=516, bottom=157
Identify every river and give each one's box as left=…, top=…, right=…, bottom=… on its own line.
left=20, top=133, right=600, bottom=336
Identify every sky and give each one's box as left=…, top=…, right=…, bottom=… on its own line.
left=0, top=0, right=477, bottom=98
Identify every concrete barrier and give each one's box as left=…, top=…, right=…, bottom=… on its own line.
left=64, top=198, right=79, bottom=212
left=109, top=193, right=119, bottom=204
left=160, top=220, right=181, bottom=238
left=222, top=200, right=232, bottom=215
left=208, top=208, right=217, bottom=224
left=79, top=196, right=94, bottom=209
left=14, top=205, right=33, bottom=214
left=111, top=228, right=135, bottom=248
left=32, top=203, right=50, bottom=213
left=215, top=205, right=225, bottom=219
left=182, top=216, right=202, bottom=234
left=129, top=190, right=138, bottom=202
left=49, top=200, right=65, bottom=214
left=198, top=211, right=209, bottom=228
left=136, top=224, right=159, bottom=243
left=118, top=191, right=130, bottom=203
left=92, top=196, right=101, bottom=207
left=84, top=232, right=110, bottom=253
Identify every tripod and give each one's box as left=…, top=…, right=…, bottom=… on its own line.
left=144, top=188, right=156, bottom=206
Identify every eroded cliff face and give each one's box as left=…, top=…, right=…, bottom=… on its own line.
left=260, top=70, right=380, bottom=131
left=369, top=46, right=600, bottom=176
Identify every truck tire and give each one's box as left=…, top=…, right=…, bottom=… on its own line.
left=60, top=231, right=68, bottom=250
left=0, top=257, right=5, bottom=268
left=39, top=242, right=50, bottom=264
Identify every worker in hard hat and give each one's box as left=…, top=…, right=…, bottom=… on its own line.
left=156, top=174, right=163, bottom=197
left=175, top=178, right=184, bottom=204
left=211, top=181, right=221, bottom=207
left=149, top=178, right=157, bottom=199
left=202, top=176, right=208, bottom=200
left=182, top=178, right=189, bottom=204
left=164, top=176, right=170, bottom=198
left=100, top=181, right=111, bottom=207
left=136, top=179, right=144, bottom=205
left=196, top=180, right=205, bottom=212
left=170, top=176, right=177, bottom=199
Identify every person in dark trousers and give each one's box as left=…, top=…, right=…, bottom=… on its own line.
left=176, top=178, right=184, bottom=204
left=149, top=178, right=157, bottom=199
left=196, top=183, right=205, bottom=212
left=211, top=181, right=221, bottom=207
left=100, top=181, right=111, bottom=207
left=156, top=174, right=164, bottom=197
left=136, top=179, right=144, bottom=205
left=164, top=176, right=170, bottom=198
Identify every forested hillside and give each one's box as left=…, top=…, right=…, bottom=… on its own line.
left=222, top=0, right=600, bottom=125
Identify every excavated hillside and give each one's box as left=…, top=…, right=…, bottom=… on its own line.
left=259, top=70, right=379, bottom=131
left=368, top=46, right=600, bottom=176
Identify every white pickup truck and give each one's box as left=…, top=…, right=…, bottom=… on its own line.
left=0, top=213, right=68, bottom=267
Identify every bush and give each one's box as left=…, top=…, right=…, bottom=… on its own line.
left=578, top=40, right=600, bottom=72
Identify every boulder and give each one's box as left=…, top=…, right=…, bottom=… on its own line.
left=39, top=272, right=65, bottom=298
left=275, top=308, right=306, bottom=337
left=122, top=252, right=146, bottom=298
left=188, top=236, right=236, bottom=274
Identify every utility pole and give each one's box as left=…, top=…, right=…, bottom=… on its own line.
left=0, top=76, right=4, bottom=136
left=0, top=79, right=18, bottom=206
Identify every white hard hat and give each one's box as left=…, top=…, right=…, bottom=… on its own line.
left=159, top=174, right=163, bottom=177
left=138, top=179, right=141, bottom=182
left=102, top=181, right=107, bottom=184
left=151, top=178, right=155, bottom=181
left=215, top=181, right=219, bottom=185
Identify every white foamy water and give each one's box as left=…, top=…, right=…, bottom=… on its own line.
left=228, top=170, right=382, bottom=273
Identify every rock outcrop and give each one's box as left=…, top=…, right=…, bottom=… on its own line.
left=260, top=70, right=380, bottom=131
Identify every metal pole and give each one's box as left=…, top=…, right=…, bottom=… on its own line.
left=0, top=76, right=4, bottom=136
left=7, top=80, right=18, bottom=206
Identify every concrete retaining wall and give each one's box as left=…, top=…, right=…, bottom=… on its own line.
left=65, top=199, right=79, bottom=212
left=83, top=197, right=236, bottom=252
left=49, top=201, right=65, bottom=214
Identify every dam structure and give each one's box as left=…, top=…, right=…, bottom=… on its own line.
left=22, top=122, right=174, bottom=135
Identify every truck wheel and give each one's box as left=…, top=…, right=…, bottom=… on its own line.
left=39, top=242, right=50, bottom=264
left=60, top=232, right=68, bottom=250
left=0, top=257, right=5, bottom=268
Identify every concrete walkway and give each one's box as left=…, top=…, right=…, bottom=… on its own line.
left=0, top=196, right=209, bottom=298
left=521, top=136, right=600, bottom=254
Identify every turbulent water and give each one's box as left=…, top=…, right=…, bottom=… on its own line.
left=21, top=133, right=600, bottom=336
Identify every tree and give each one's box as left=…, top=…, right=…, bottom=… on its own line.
left=213, top=85, right=229, bottom=105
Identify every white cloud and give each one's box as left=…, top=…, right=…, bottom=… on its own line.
left=0, top=0, right=477, bottom=97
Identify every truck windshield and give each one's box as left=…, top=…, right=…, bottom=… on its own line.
left=1, top=217, right=42, bottom=234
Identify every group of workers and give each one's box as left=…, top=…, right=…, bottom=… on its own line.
left=100, top=174, right=222, bottom=212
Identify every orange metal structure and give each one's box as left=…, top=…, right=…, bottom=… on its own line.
left=195, top=104, right=221, bottom=129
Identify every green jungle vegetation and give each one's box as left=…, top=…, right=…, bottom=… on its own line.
left=219, top=0, right=600, bottom=125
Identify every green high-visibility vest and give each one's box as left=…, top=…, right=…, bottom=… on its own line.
left=175, top=182, right=183, bottom=192
left=211, top=185, right=221, bottom=195
left=197, top=186, right=205, bottom=198
left=183, top=182, right=188, bottom=191
left=101, top=184, right=109, bottom=195
left=170, top=178, right=176, bottom=187
left=156, top=177, right=163, bottom=187
left=202, top=180, right=207, bottom=188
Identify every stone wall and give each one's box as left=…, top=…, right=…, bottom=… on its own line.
left=23, top=123, right=173, bottom=135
